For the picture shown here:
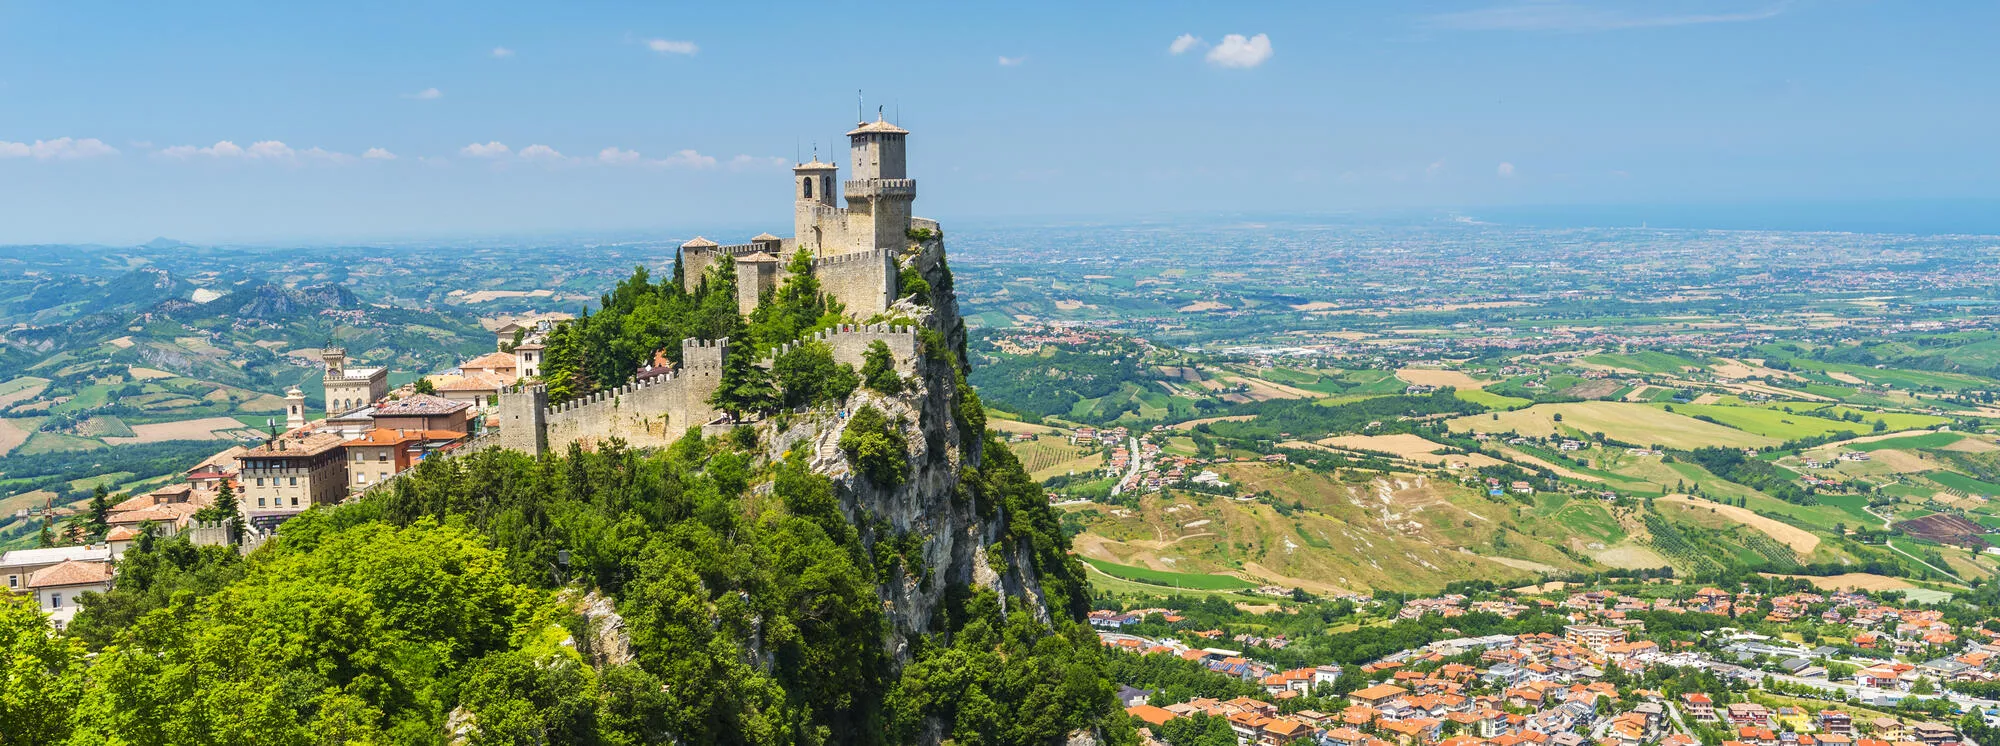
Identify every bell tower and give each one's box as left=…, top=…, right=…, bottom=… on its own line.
left=793, top=156, right=839, bottom=256
left=843, top=112, right=915, bottom=252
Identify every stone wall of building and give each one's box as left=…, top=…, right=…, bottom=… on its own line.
left=812, top=248, right=896, bottom=318
left=500, top=337, right=729, bottom=456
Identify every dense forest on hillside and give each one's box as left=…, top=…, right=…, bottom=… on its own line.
left=2, top=252, right=1136, bottom=745
left=6, top=427, right=1131, bottom=745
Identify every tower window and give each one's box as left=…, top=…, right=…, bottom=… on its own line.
left=802, top=178, right=813, bottom=199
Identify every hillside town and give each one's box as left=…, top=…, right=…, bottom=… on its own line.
left=1095, top=585, right=2000, bottom=746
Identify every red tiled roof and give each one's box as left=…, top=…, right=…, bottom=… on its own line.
left=28, top=559, right=113, bottom=588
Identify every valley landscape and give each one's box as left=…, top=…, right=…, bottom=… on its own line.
left=12, top=3, right=2000, bottom=746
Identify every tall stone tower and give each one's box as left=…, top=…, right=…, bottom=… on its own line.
left=792, top=157, right=841, bottom=256
left=284, top=386, right=307, bottom=431
left=844, top=114, right=915, bottom=252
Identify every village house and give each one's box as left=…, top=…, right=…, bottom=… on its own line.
left=25, top=559, right=115, bottom=628
left=238, top=431, right=350, bottom=523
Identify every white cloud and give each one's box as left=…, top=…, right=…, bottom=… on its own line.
left=1426, top=159, right=1446, bottom=177
left=518, top=144, right=568, bottom=162
left=403, top=87, right=444, bottom=100
left=647, top=39, right=698, bottom=55
left=362, top=147, right=397, bottom=160
left=655, top=149, right=716, bottom=168
left=245, top=140, right=295, bottom=159
left=491, top=46, right=515, bottom=58
left=997, top=55, right=1025, bottom=67
left=461, top=141, right=511, bottom=158
left=161, top=140, right=244, bottom=158
left=728, top=154, right=787, bottom=171
left=1428, top=1, right=1787, bottom=33
left=157, top=140, right=358, bottom=163
left=1497, top=162, right=1516, bottom=178
left=1205, top=33, right=1272, bottom=68
left=300, top=146, right=354, bottom=163
left=1169, top=34, right=1203, bottom=55
left=0, top=137, right=119, bottom=160
left=598, top=147, right=642, bottom=165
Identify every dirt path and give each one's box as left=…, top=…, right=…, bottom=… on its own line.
left=1657, top=494, right=1819, bottom=553
left=1238, top=561, right=1355, bottom=596
left=1863, top=505, right=1962, bottom=581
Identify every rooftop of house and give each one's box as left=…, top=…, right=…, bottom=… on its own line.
left=432, top=372, right=509, bottom=393
left=243, top=431, right=349, bottom=458
left=374, top=393, right=472, bottom=416
left=460, top=351, right=518, bottom=371
left=347, top=428, right=466, bottom=447
left=28, top=559, right=115, bottom=588
left=0, top=545, right=113, bottom=568
left=328, top=366, right=385, bottom=381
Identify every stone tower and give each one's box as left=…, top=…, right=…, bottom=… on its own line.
left=844, top=114, right=915, bottom=252
left=734, top=252, right=779, bottom=315
left=284, top=386, right=307, bottom=431
left=679, top=236, right=721, bottom=294
left=792, top=158, right=840, bottom=256
left=321, top=347, right=346, bottom=379
left=680, top=337, right=729, bottom=426
left=498, top=385, right=549, bottom=456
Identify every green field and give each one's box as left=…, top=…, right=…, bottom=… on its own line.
left=1652, top=403, right=1862, bottom=440
left=1927, top=471, right=2000, bottom=497
left=1584, top=351, right=1701, bottom=375
left=1080, top=557, right=1255, bottom=590
left=1853, top=431, right=1965, bottom=452
left=1456, top=388, right=1531, bottom=410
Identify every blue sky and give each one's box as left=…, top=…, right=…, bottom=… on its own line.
left=1, top=1, right=1997, bottom=244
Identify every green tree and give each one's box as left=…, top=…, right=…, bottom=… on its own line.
left=747, top=249, right=843, bottom=353
left=413, top=377, right=437, bottom=395
left=861, top=340, right=903, bottom=395
left=0, top=595, right=86, bottom=746
left=86, top=485, right=112, bottom=539
left=710, top=347, right=779, bottom=419
left=773, top=340, right=859, bottom=409
left=840, top=405, right=910, bottom=488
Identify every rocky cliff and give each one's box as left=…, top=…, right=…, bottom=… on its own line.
left=767, top=230, right=1063, bottom=664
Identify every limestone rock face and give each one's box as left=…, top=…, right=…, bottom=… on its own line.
left=768, top=232, right=1053, bottom=664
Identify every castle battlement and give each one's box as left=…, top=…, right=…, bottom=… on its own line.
left=844, top=179, right=916, bottom=198
left=502, top=326, right=921, bottom=456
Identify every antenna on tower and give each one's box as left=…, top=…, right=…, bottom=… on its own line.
left=857, top=89, right=863, bottom=123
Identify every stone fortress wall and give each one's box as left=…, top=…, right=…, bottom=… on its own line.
left=496, top=114, right=927, bottom=457
left=499, top=324, right=922, bottom=456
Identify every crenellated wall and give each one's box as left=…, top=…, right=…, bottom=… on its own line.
left=810, top=248, right=896, bottom=317
left=500, top=337, right=730, bottom=456
left=757, top=323, right=922, bottom=375
left=500, top=325, right=922, bottom=456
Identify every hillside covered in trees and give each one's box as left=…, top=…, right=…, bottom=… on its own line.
left=2, top=238, right=1137, bottom=745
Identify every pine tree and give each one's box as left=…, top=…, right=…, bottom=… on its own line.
left=87, top=485, right=112, bottom=539
left=215, top=480, right=246, bottom=542
left=709, top=347, right=778, bottom=419
left=37, top=516, right=54, bottom=547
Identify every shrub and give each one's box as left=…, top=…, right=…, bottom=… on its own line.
left=862, top=340, right=903, bottom=395
left=840, top=405, right=909, bottom=488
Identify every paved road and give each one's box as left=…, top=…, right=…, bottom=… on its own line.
left=1768, top=671, right=2000, bottom=712
left=1110, top=436, right=1143, bottom=497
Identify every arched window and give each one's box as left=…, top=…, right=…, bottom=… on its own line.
left=802, top=178, right=813, bottom=199
left=823, top=176, right=832, bottom=196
